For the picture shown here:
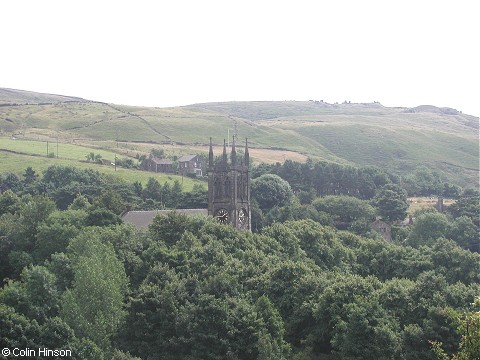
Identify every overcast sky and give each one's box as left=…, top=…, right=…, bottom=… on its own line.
left=2, top=0, right=479, bottom=116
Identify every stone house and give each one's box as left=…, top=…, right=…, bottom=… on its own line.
left=370, top=219, right=392, bottom=242
left=141, top=158, right=174, bottom=173
left=178, top=154, right=204, bottom=177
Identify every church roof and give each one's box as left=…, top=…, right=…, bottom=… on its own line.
left=122, top=209, right=208, bottom=230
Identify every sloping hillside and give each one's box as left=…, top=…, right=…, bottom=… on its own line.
left=0, top=87, right=86, bottom=105
left=0, top=88, right=478, bottom=187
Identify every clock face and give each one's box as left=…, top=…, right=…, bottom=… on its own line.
left=238, top=208, right=247, bottom=224
left=215, top=208, right=229, bottom=224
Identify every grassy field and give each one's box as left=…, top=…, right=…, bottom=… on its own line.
left=0, top=137, right=124, bottom=161
left=1, top=88, right=478, bottom=189
left=407, top=197, right=456, bottom=215
left=0, top=149, right=201, bottom=191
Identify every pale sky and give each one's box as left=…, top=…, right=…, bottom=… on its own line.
left=2, top=0, right=479, bottom=116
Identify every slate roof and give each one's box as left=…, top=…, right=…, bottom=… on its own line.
left=177, top=154, right=197, bottom=162
left=122, top=209, right=208, bottom=230
left=151, top=158, right=173, bottom=165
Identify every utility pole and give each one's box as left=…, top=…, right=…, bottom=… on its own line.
left=56, top=137, right=59, bottom=158
left=46, top=141, right=49, bottom=157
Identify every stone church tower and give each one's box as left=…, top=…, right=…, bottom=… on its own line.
left=208, top=137, right=251, bottom=231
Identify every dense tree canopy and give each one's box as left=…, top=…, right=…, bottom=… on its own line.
left=0, top=164, right=479, bottom=359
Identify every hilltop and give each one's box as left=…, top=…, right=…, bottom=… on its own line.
left=0, top=87, right=86, bottom=105
left=0, top=88, right=478, bottom=188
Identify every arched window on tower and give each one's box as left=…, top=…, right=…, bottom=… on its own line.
left=237, top=174, right=243, bottom=200
left=224, top=176, right=231, bottom=198
left=242, top=174, right=248, bottom=200
left=214, top=176, right=221, bottom=198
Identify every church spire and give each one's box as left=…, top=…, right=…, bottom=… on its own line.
left=244, top=138, right=249, bottom=166
left=222, top=139, right=227, bottom=163
left=231, top=136, right=236, bottom=165
left=208, top=137, right=214, bottom=169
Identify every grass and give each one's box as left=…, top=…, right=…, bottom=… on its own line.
left=0, top=137, right=123, bottom=161
left=1, top=91, right=478, bottom=188
left=0, top=147, right=201, bottom=191
left=407, top=197, right=455, bottom=215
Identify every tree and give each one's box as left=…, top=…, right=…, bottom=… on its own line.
left=447, top=216, right=479, bottom=249
left=142, top=177, right=162, bottom=202
left=15, top=195, right=56, bottom=253
left=312, top=195, right=376, bottom=233
left=1, top=172, right=22, bottom=192
left=404, top=166, right=444, bottom=196
left=170, top=180, right=183, bottom=208
left=406, top=212, right=449, bottom=247
left=0, top=189, right=20, bottom=216
left=23, top=167, right=37, bottom=185
left=373, top=184, right=408, bottom=222
left=34, top=209, right=87, bottom=262
left=430, top=297, right=480, bottom=360
left=252, top=174, right=293, bottom=211
left=68, top=193, right=91, bottom=210
left=0, top=265, right=60, bottom=322
left=94, top=153, right=103, bottom=164
left=150, top=148, right=165, bottom=158
left=331, top=298, right=401, bottom=360
left=61, top=230, right=128, bottom=352
left=181, top=183, right=208, bottom=208
left=93, top=190, right=125, bottom=214
left=86, top=152, right=95, bottom=161
left=85, top=208, right=122, bottom=227
left=447, top=191, right=480, bottom=226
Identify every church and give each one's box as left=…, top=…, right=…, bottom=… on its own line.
left=122, top=138, right=251, bottom=231
left=208, top=137, right=251, bottom=231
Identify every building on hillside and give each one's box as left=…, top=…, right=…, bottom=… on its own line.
left=121, top=138, right=251, bottom=231
left=435, top=197, right=446, bottom=213
left=370, top=219, right=392, bottom=242
left=140, top=158, right=174, bottom=173
left=178, top=154, right=204, bottom=177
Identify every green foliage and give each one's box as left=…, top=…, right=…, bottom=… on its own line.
left=0, top=189, right=20, bottom=216
left=313, top=195, right=376, bottom=233
left=0, top=166, right=479, bottom=359
left=61, top=230, right=128, bottom=352
left=0, top=303, right=42, bottom=350
left=0, top=172, right=23, bottom=192
left=85, top=207, right=122, bottom=227
left=447, top=191, right=480, bottom=226
left=254, top=161, right=394, bottom=200
left=406, top=213, right=450, bottom=247
left=150, top=148, right=165, bottom=158
left=93, top=189, right=126, bottom=214
left=404, top=166, right=444, bottom=196
left=34, top=209, right=87, bottom=262
left=252, top=174, right=293, bottom=210
left=0, top=265, right=60, bottom=322
left=430, top=297, right=480, bottom=360
left=142, top=176, right=162, bottom=201
left=447, top=216, right=479, bottom=249
left=68, top=193, right=91, bottom=210
left=373, top=183, right=408, bottom=222
left=331, top=297, right=401, bottom=359
left=23, top=166, right=37, bottom=185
